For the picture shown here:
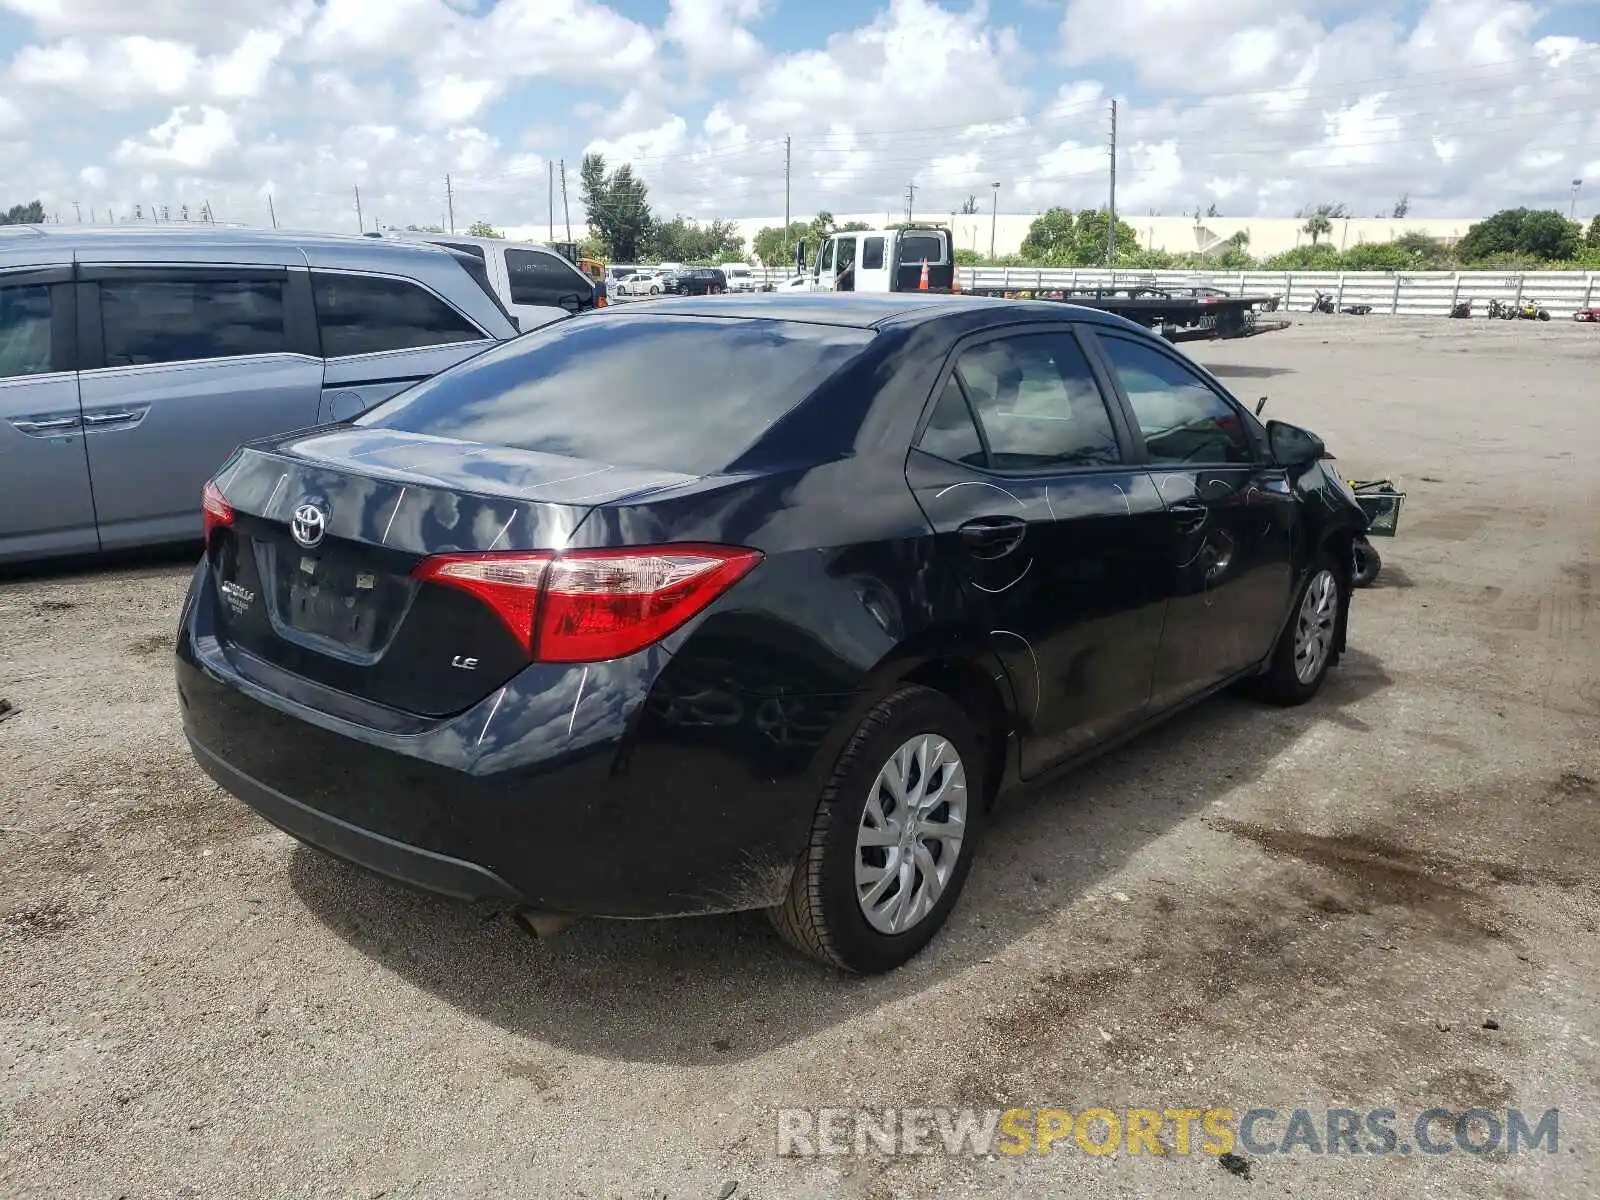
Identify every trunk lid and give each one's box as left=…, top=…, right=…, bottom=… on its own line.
left=206, top=427, right=696, bottom=717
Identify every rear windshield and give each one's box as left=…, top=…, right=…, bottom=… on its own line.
left=900, top=233, right=946, bottom=264
left=355, top=315, right=876, bottom=475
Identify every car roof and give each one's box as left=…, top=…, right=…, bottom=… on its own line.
left=619, top=292, right=1141, bottom=331
left=0, top=223, right=457, bottom=262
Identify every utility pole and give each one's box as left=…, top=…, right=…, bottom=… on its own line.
left=1572, top=179, right=1584, bottom=221
left=73, top=201, right=81, bottom=223
left=445, top=174, right=455, bottom=234
left=353, top=186, right=363, bottom=234
left=548, top=161, right=555, bottom=241
left=267, top=194, right=278, bottom=229
left=783, top=134, right=791, bottom=269
left=1106, top=99, right=1119, bottom=268
left=905, top=182, right=916, bottom=224
left=990, top=181, right=1000, bottom=260
left=559, top=159, right=571, bottom=243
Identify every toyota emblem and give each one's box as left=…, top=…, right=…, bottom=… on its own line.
left=290, top=500, right=328, bottom=549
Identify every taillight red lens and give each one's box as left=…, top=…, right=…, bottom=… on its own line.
left=202, top=481, right=233, bottom=543
left=412, top=544, right=761, bottom=662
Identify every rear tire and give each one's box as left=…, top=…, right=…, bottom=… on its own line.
left=768, top=685, right=984, bottom=973
left=1351, top=538, right=1382, bottom=587
left=1249, top=553, right=1345, bottom=705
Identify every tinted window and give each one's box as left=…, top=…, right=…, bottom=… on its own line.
left=1098, top=334, right=1254, bottom=465
left=312, top=272, right=483, bottom=358
left=917, top=376, right=984, bottom=466
left=0, top=284, right=53, bottom=379
left=100, top=277, right=287, bottom=367
left=955, top=333, right=1121, bottom=469
left=862, top=237, right=885, bottom=270
left=357, top=315, right=876, bottom=475
left=900, top=233, right=944, bottom=264
left=431, top=240, right=486, bottom=263
left=504, top=248, right=588, bottom=307
left=819, top=238, right=835, bottom=272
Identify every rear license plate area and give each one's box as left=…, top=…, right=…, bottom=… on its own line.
left=264, top=541, right=404, bottom=654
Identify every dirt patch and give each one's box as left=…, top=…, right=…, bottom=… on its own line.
left=126, top=633, right=173, bottom=657
left=0, top=897, right=83, bottom=944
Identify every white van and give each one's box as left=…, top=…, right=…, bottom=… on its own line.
left=384, top=232, right=601, bottom=332
left=719, top=262, right=757, bottom=292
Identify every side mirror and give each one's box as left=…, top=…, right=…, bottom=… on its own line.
left=1266, top=419, right=1325, bottom=468
left=1255, top=396, right=1268, bottom=416
left=557, top=292, right=584, bottom=313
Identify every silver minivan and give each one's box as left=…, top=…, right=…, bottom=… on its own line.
left=381, top=232, right=601, bottom=333
left=0, top=225, right=520, bottom=565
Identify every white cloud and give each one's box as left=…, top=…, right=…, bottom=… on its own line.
left=1, top=0, right=1596, bottom=236
left=114, top=105, right=237, bottom=170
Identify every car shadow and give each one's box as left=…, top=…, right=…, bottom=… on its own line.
left=286, top=650, right=1394, bottom=1067
left=0, top=543, right=200, bottom=583
left=1204, top=363, right=1295, bottom=379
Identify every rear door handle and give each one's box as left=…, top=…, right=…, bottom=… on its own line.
left=958, top=516, right=1028, bottom=559
left=1169, top=500, right=1209, bottom=533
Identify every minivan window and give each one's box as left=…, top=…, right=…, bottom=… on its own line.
left=311, top=272, right=484, bottom=358
left=0, top=284, right=53, bottom=379
left=900, top=233, right=944, bottom=264
left=504, top=248, right=588, bottom=308
left=100, top=277, right=288, bottom=367
left=862, top=237, right=885, bottom=270
left=356, top=315, right=876, bottom=475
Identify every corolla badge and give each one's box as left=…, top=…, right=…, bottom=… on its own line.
left=290, top=500, right=328, bottom=549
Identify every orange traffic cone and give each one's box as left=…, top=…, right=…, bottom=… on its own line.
left=918, top=260, right=930, bottom=290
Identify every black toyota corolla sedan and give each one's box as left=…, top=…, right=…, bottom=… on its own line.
left=177, top=293, right=1368, bottom=973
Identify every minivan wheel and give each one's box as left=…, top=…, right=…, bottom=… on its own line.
left=769, top=685, right=984, bottom=973
left=1250, top=552, right=1344, bottom=705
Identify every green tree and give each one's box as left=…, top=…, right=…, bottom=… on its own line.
left=2, top=200, right=46, bottom=225
left=1020, top=207, right=1075, bottom=261
left=1071, top=209, right=1140, bottom=265
left=644, top=216, right=744, bottom=263
left=960, top=194, right=980, bottom=215
left=579, top=152, right=653, bottom=261
left=1457, top=208, right=1581, bottom=263
left=405, top=223, right=445, bottom=233
left=752, top=221, right=810, bottom=266
left=466, top=220, right=502, bottom=239
left=1587, top=214, right=1600, bottom=249
left=1338, top=242, right=1416, bottom=271
left=838, top=220, right=871, bottom=233
left=1262, top=243, right=1342, bottom=271
left=1392, top=230, right=1453, bottom=267
left=1391, top=193, right=1411, bottom=219
left=1302, top=213, right=1333, bottom=245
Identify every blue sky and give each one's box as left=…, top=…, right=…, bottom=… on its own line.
left=1, top=0, right=1597, bottom=233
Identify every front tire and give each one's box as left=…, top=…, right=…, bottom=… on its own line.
left=769, top=685, right=984, bottom=973
left=1351, top=537, right=1382, bottom=587
left=1250, top=554, right=1345, bottom=705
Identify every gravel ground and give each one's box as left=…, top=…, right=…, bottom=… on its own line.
left=2, top=315, right=1597, bottom=1200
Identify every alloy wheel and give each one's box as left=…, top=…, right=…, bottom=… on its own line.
left=1293, top=569, right=1339, bottom=683
left=854, top=733, right=968, bottom=935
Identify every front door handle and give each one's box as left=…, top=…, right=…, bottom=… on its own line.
left=82, top=410, right=139, bottom=425
left=11, top=415, right=81, bottom=434
left=958, top=516, right=1027, bottom=559
left=1169, top=500, right=1209, bottom=533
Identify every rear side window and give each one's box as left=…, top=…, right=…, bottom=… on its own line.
left=900, top=233, right=945, bottom=264
left=0, top=283, right=53, bottom=379
left=100, top=277, right=287, bottom=367
left=430, top=240, right=486, bottom=263
left=862, top=237, right=885, bottom=270
left=917, top=376, right=984, bottom=467
left=356, top=315, right=876, bottom=475
left=954, top=333, right=1121, bottom=470
left=311, top=272, right=483, bottom=358
left=504, top=249, right=590, bottom=308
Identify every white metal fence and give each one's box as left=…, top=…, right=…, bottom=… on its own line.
left=745, top=267, right=1600, bottom=318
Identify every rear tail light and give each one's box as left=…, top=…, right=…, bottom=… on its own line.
left=202, top=481, right=233, bottom=543
left=412, top=544, right=762, bottom=662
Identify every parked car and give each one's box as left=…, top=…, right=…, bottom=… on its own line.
left=0, top=225, right=519, bottom=566
left=616, top=269, right=664, bottom=297
left=719, top=262, right=758, bottom=292
left=178, top=293, right=1366, bottom=974
left=386, top=232, right=603, bottom=332
left=663, top=267, right=728, bottom=295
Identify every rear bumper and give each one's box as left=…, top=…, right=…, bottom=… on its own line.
left=176, top=562, right=848, bottom=918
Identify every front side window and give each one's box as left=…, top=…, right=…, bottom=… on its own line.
left=819, top=238, right=836, bottom=273
left=99, top=277, right=288, bottom=368
left=311, top=272, right=483, bottom=358
left=504, top=248, right=589, bottom=308
left=862, top=237, right=885, bottom=270
left=1097, top=334, right=1254, bottom=465
left=954, top=332, right=1122, bottom=470
left=0, top=283, right=53, bottom=379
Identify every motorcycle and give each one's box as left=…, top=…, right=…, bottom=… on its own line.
left=1450, top=299, right=1473, bottom=319
left=1516, top=300, right=1551, bottom=321
left=1487, top=298, right=1550, bottom=321
left=1309, top=290, right=1372, bottom=316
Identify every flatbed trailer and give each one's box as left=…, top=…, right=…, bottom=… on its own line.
left=961, top=283, right=1283, bottom=339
